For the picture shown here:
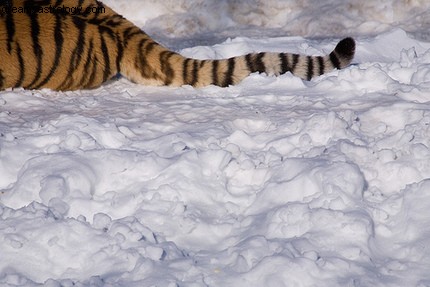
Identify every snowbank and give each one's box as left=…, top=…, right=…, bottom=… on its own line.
left=105, top=0, right=430, bottom=43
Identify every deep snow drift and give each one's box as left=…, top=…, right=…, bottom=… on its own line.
left=2, top=1, right=430, bottom=287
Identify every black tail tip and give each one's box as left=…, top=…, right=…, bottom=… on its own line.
left=335, top=37, right=355, bottom=60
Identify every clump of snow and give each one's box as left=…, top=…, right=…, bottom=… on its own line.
left=2, top=1, right=430, bottom=287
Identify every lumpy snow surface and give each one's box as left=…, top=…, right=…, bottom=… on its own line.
left=2, top=1, right=430, bottom=287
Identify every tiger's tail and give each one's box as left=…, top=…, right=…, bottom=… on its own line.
left=120, top=37, right=355, bottom=88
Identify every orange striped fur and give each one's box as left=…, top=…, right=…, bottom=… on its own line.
left=0, top=0, right=355, bottom=91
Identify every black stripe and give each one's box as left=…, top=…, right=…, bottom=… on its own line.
left=279, top=53, right=290, bottom=74
left=245, top=54, right=254, bottom=72
left=84, top=39, right=95, bottom=71
left=136, top=39, right=148, bottom=69
left=99, top=25, right=116, bottom=40
left=27, top=13, right=43, bottom=88
left=79, top=39, right=95, bottom=89
left=246, top=53, right=266, bottom=73
left=317, top=56, right=324, bottom=75
left=58, top=17, right=86, bottom=90
left=81, top=3, right=93, bottom=17
left=64, top=37, right=93, bottom=90
left=123, top=27, right=142, bottom=47
left=329, top=52, right=341, bottom=69
left=123, top=29, right=143, bottom=47
left=145, top=41, right=157, bottom=54
left=99, top=33, right=111, bottom=82
left=255, top=53, right=266, bottom=73
left=0, top=69, right=4, bottom=89
left=291, top=54, right=299, bottom=72
left=94, top=1, right=106, bottom=17
left=15, top=43, right=25, bottom=88
left=106, top=18, right=123, bottom=28
left=5, top=9, right=14, bottom=53
left=222, top=58, right=235, bottom=87
left=306, top=56, right=313, bottom=81
left=83, top=1, right=105, bottom=18
left=182, top=59, right=200, bottom=85
left=34, top=14, right=64, bottom=89
left=159, top=51, right=175, bottom=85
left=86, top=52, right=99, bottom=89
left=116, top=34, right=123, bottom=73
left=86, top=54, right=98, bottom=88
left=70, top=18, right=86, bottom=69
left=98, top=26, right=119, bottom=82
left=212, top=60, right=219, bottom=86
left=139, top=40, right=157, bottom=79
left=86, top=12, right=102, bottom=21
left=137, top=39, right=151, bottom=78
left=191, top=60, right=199, bottom=86
left=182, top=58, right=191, bottom=84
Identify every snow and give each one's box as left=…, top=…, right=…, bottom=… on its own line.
left=2, top=1, right=430, bottom=286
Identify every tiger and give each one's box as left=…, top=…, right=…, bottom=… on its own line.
left=0, top=0, right=355, bottom=91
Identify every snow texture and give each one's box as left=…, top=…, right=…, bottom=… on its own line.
left=2, top=1, right=430, bottom=286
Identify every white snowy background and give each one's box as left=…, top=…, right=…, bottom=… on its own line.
left=1, top=0, right=430, bottom=286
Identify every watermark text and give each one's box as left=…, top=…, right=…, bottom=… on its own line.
left=0, top=4, right=106, bottom=15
